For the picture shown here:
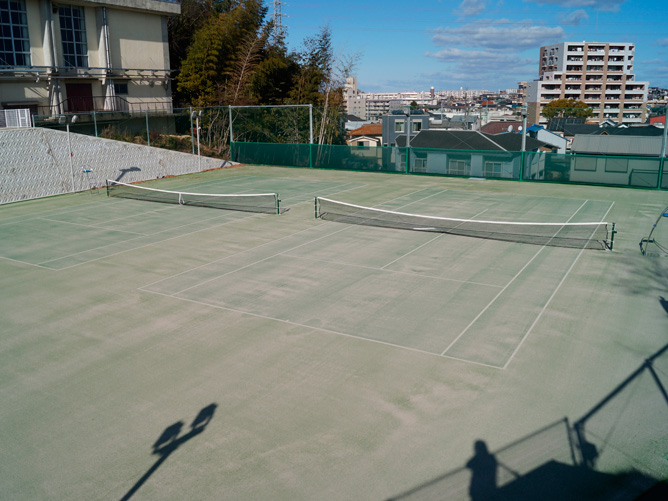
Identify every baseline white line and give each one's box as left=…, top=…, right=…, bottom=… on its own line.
left=146, top=289, right=503, bottom=370
left=36, top=217, right=147, bottom=235
left=0, top=254, right=53, bottom=269
left=439, top=199, right=590, bottom=357
left=502, top=201, right=615, bottom=369
left=279, top=253, right=503, bottom=288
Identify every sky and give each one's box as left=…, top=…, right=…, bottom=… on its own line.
left=277, top=0, right=668, bottom=94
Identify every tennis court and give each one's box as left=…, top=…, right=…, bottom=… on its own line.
left=1, top=164, right=667, bottom=500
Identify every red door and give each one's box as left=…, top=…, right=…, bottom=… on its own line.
left=65, top=83, right=94, bottom=112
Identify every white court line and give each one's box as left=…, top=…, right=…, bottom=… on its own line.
left=146, top=288, right=503, bottom=370
left=43, top=179, right=366, bottom=268
left=269, top=253, right=503, bottom=288
left=161, top=188, right=445, bottom=296
left=380, top=208, right=489, bottom=270
left=439, top=199, right=591, bottom=358
left=502, top=201, right=615, bottom=369
left=37, top=210, right=253, bottom=268
left=36, top=217, right=147, bottom=235
left=0, top=254, right=53, bottom=269
left=140, top=187, right=441, bottom=291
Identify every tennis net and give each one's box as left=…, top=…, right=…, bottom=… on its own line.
left=106, top=180, right=281, bottom=214
left=315, top=197, right=612, bottom=250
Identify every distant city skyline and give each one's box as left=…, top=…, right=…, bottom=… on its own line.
left=279, top=0, right=668, bottom=93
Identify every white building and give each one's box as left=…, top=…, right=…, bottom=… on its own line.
left=344, top=78, right=489, bottom=122
left=0, top=0, right=180, bottom=116
left=526, top=42, right=648, bottom=125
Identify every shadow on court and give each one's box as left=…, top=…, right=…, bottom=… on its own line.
left=120, top=403, right=217, bottom=501
left=388, top=343, right=668, bottom=500
left=660, top=296, right=668, bottom=316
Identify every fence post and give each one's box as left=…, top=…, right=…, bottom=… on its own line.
left=658, top=157, right=665, bottom=190
left=145, top=109, right=150, bottom=147
left=190, top=106, right=194, bottom=154
left=519, top=151, right=525, bottom=181
left=405, top=146, right=409, bottom=174
left=93, top=111, right=98, bottom=137
left=228, top=106, right=234, bottom=162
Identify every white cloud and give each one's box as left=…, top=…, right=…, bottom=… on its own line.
left=524, top=0, right=627, bottom=12
left=431, top=20, right=565, bottom=51
left=457, top=0, right=486, bottom=17
left=657, top=38, right=668, bottom=47
left=424, top=48, right=536, bottom=89
left=560, top=9, right=588, bottom=26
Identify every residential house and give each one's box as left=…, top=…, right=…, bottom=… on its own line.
left=347, top=123, right=382, bottom=147
left=394, top=129, right=547, bottom=178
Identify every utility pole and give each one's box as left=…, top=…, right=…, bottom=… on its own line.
left=273, top=1, right=286, bottom=43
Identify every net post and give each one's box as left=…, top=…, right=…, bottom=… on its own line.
left=276, top=194, right=280, bottom=215
left=314, top=197, right=317, bottom=219
left=106, top=179, right=110, bottom=197
left=658, top=157, right=664, bottom=190
left=609, top=222, right=616, bottom=250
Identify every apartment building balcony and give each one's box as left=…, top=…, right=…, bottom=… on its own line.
left=608, top=66, right=624, bottom=72
left=584, top=95, right=602, bottom=101
left=586, top=66, right=604, bottom=72
left=586, top=75, right=603, bottom=81
left=566, top=66, right=583, bottom=72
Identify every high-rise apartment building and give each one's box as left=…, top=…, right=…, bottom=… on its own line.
left=526, top=42, right=648, bottom=125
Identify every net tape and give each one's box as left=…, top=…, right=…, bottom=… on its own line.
left=106, top=180, right=281, bottom=214
left=316, top=197, right=611, bottom=250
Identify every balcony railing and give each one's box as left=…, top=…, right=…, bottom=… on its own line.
left=36, top=95, right=173, bottom=115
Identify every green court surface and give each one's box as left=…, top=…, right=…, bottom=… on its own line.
left=1, top=165, right=667, bottom=500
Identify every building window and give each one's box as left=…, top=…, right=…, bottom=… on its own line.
left=448, top=159, right=470, bottom=176
left=484, top=161, right=503, bottom=177
left=412, top=121, right=422, bottom=132
left=0, top=0, right=30, bottom=66
left=113, top=82, right=128, bottom=95
left=59, top=5, right=88, bottom=68
left=394, top=120, right=404, bottom=133
left=413, top=158, right=427, bottom=173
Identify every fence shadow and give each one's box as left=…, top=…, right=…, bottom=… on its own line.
left=120, top=403, right=217, bottom=501
left=388, top=343, right=668, bottom=500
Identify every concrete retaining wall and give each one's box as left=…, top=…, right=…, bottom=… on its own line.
left=0, top=127, right=231, bottom=204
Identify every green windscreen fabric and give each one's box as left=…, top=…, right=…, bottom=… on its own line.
left=312, top=144, right=405, bottom=173
left=524, top=152, right=663, bottom=188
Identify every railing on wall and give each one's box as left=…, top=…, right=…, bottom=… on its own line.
left=0, top=109, right=31, bottom=128
left=36, top=96, right=173, bottom=115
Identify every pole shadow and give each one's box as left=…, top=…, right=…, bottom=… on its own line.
left=115, top=167, right=141, bottom=182
left=120, top=403, right=217, bottom=501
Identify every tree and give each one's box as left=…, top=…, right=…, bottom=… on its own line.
left=542, top=99, right=593, bottom=120
left=176, top=0, right=267, bottom=106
